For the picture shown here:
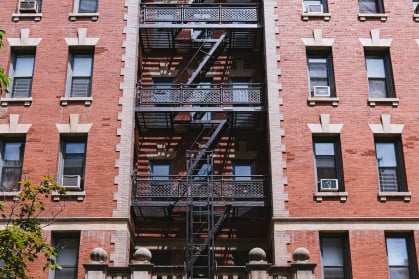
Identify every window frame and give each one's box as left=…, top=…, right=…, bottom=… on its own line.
left=358, top=0, right=384, bottom=14
left=306, top=49, right=336, bottom=98
left=313, top=136, right=345, bottom=192
left=365, top=49, right=394, bottom=98
left=303, top=0, right=328, bottom=13
left=0, top=138, right=25, bottom=192
left=385, top=232, right=417, bottom=279
left=149, top=161, right=171, bottom=180
left=58, top=136, right=87, bottom=191
left=51, top=232, right=80, bottom=279
left=9, top=49, right=36, bottom=98
left=233, top=161, right=255, bottom=181
left=320, top=233, right=352, bottom=279
left=74, top=0, right=98, bottom=13
left=66, top=49, right=94, bottom=98
left=374, top=137, right=407, bottom=192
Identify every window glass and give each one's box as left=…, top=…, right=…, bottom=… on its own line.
left=387, top=238, right=409, bottom=266
left=54, top=234, right=80, bottom=279
left=73, top=56, right=92, bottom=76
left=15, top=56, right=34, bottom=77
left=366, top=58, right=385, bottom=78
left=1, top=140, right=24, bottom=192
left=315, top=142, right=334, bottom=155
left=376, top=143, right=396, bottom=167
left=320, top=235, right=349, bottom=279
left=359, top=0, right=378, bottom=13
left=150, top=163, right=170, bottom=180
left=4, top=143, right=23, bottom=161
left=79, top=0, right=98, bottom=13
left=234, top=164, right=253, bottom=181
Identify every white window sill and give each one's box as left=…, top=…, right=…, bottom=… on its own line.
left=368, top=97, right=399, bottom=107
left=301, top=12, right=331, bottom=21
left=358, top=13, right=387, bottom=22
left=1, top=97, right=33, bottom=107
left=12, top=12, right=42, bottom=22
left=378, top=191, right=411, bottom=202
left=52, top=190, right=86, bottom=201
left=308, top=97, right=339, bottom=106
left=0, top=191, right=20, bottom=201
left=414, top=14, right=419, bottom=22
left=60, top=97, right=93, bottom=106
left=314, top=191, right=348, bottom=202
left=69, top=12, right=99, bottom=21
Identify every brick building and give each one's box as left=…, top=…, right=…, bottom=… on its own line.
left=1, top=0, right=419, bottom=278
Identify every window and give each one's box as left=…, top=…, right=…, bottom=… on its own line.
left=152, top=77, right=174, bottom=104
left=313, top=137, right=344, bottom=191
left=320, top=234, right=351, bottom=279
left=0, top=139, right=25, bottom=192
left=59, top=137, right=87, bottom=190
left=66, top=50, right=94, bottom=97
left=233, top=162, right=254, bottom=181
left=303, top=0, right=328, bottom=13
left=52, top=233, right=80, bottom=279
left=375, top=137, right=406, bottom=192
left=75, top=0, right=98, bottom=13
left=307, top=49, right=335, bottom=97
left=359, top=0, right=384, bottom=13
left=365, top=50, right=394, bottom=98
left=149, top=161, right=170, bottom=180
left=230, top=77, right=251, bottom=103
left=9, top=50, right=35, bottom=98
left=149, top=161, right=171, bottom=196
left=386, top=233, right=417, bottom=279
left=18, top=0, right=42, bottom=13
left=414, top=0, right=419, bottom=14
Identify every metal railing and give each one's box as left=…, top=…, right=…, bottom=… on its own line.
left=140, top=3, right=260, bottom=24
left=134, top=175, right=266, bottom=199
left=137, top=84, right=263, bottom=106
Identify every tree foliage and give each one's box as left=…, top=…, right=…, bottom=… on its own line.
left=0, top=176, right=66, bottom=278
left=0, top=29, right=10, bottom=95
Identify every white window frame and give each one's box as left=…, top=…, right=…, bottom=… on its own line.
left=9, top=51, right=35, bottom=98
left=66, top=51, right=94, bottom=98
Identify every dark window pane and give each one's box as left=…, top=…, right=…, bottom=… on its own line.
left=368, top=79, right=387, bottom=98
left=359, top=0, right=378, bottom=13
left=389, top=267, right=410, bottom=279
left=1, top=168, right=21, bottom=192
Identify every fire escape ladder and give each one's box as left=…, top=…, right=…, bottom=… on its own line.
left=186, top=32, right=228, bottom=85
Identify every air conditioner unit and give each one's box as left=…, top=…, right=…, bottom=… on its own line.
left=18, top=0, right=39, bottom=13
left=62, top=175, right=81, bottom=190
left=313, top=86, right=330, bottom=97
left=306, top=3, right=323, bottom=13
left=320, top=179, right=339, bottom=191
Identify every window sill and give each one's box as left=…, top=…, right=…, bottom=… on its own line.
left=308, top=96, right=339, bottom=106
left=12, top=12, right=42, bottom=22
left=358, top=13, right=388, bottom=22
left=0, top=192, right=20, bottom=201
left=1, top=97, right=32, bottom=107
left=69, top=12, right=99, bottom=21
left=314, top=191, right=348, bottom=202
left=378, top=191, right=411, bottom=202
left=414, top=14, right=419, bottom=22
left=368, top=97, right=399, bottom=107
left=301, top=12, right=331, bottom=21
left=52, top=190, right=86, bottom=201
left=60, top=97, right=93, bottom=106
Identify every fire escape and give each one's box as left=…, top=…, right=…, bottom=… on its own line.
left=134, top=1, right=267, bottom=278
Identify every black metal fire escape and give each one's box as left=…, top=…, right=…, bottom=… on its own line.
left=136, top=2, right=265, bottom=278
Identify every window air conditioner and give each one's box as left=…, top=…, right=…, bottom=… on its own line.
left=306, top=3, right=323, bottom=13
left=62, top=175, right=81, bottom=190
left=313, top=86, right=330, bottom=97
left=320, top=179, right=339, bottom=191
left=18, top=0, right=39, bottom=13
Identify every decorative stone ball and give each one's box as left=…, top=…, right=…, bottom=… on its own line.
left=293, top=247, right=310, bottom=262
left=248, top=247, right=266, bottom=262
left=134, top=247, right=152, bottom=262
left=90, top=247, right=108, bottom=263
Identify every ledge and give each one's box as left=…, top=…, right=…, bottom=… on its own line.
left=1, top=97, right=32, bottom=107
left=358, top=13, right=387, bottom=22
left=12, top=12, right=42, bottom=22
left=0, top=191, right=20, bottom=201
left=308, top=96, right=339, bottom=106
left=69, top=12, right=99, bottom=21
left=314, top=191, right=348, bottom=202
left=52, top=190, right=86, bottom=201
left=60, top=97, right=93, bottom=106
left=378, top=191, right=411, bottom=202
left=368, top=97, right=399, bottom=107
left=301, top=12, right=331, bottom=21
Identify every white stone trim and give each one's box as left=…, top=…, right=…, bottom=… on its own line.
left=307, top=114, right=343, bottom=134
left=368, top=114, right=404, bottom=134
left=65, top=28, right=99, bottom=46
left=0, top=114, right=31, bottom=134
left=56, top=114, right=93, bottom=133
left=359, top=29, right=392, bottom=48
left=302, top=29, right=334, bottom=47
left=7, top=28, right=42, bottom=47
